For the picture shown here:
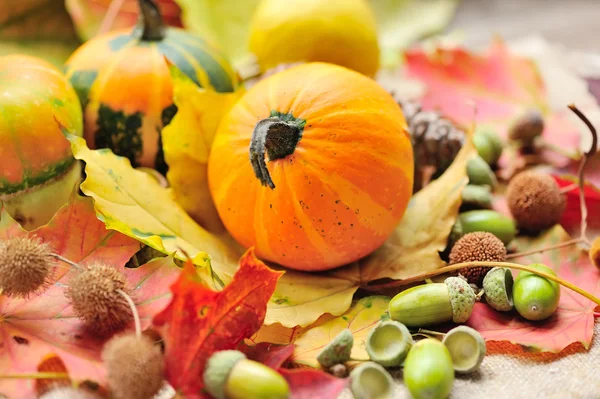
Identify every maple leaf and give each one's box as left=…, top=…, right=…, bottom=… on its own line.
left=404, top=40, right=581, bottom=171
left=153, top=248, right=283, bottom=398
left=467, top=225, right=599, bottom=352
left=553, top=175, right=600, bottom=239
left=0, top=193, right=180, bottom=399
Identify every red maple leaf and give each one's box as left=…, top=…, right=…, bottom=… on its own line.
left=404, top=40, right=581, bottom=171
left=153, top=249, right=284, bottom=398
left=467, top=226, right=599, bottom=352
left=0, top=194, right=180, bottom=399
left=553, top=175, right=600, bottom=239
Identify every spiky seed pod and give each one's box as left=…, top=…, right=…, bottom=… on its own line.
left=506, top=171, right=566, bottom=231
left=591, top=237, right=600, bottom=269
left=0, top=236, right=53, bottom=297
left=449, top=232, right=507, bottom=285
left=102, top=334, right=164, bottom=399
left=66, top=263, right=134, bottom=336
left=39, top=387, right=99, bottom=399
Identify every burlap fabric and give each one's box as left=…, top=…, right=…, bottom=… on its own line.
left=339, top=322, right=600, bottom=399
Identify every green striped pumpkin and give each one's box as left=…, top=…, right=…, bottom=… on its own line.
left=65, top=0, right=240, bottom=171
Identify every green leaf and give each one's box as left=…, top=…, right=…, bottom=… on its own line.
left=370, top=0, right=460, bottom=68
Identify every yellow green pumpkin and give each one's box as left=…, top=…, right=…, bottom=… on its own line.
left=0, top=55, right=83, bottom=229
left=65, top=0, right=239, bottom=171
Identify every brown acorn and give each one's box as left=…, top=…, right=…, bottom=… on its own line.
left=65, top=263, right=134, bottom=336
left=0, top=236, right=53, bottom=297
left=508, top=110, right=544, bottom=143
left=449, top=232, right=507, bottom=285
left=506, top=171, right=566, bottom=231
left=102, top=333, right=165, bottom=399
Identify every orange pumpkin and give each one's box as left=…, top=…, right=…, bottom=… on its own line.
left=208, top=63, right=414, bottom=271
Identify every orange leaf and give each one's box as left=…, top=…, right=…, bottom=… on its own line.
left=0, top=193, right=180, bottom=399
left=467, top=225, right=598, bottom=352
left=153, top=248, right=283, bottom=398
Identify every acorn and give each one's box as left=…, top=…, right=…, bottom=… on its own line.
left=449, top=232, right=507, bottom=286
left=458, top=210, right=517, bottom=245
left=513, top=264, right=560, bottom=321
left=65, top=263, right=134, bottom=336
left=467, top=156, right=497, bottom=187
left=316, top=328, right=353, bottom=368
left=506, top=171, right=566, bottom=232
left=508, top=109, right=544, bottom=143
left=350, top=361, right=394, bottom=399
left=102, top=333, right=164, bottom=399
left=0, top=236, right=53, bottom=297
left=590, top=236, right=600, bottom=269
left=482, top=267, right=514, bottom=311
left=403, top=339, right=454, bottom=399
left=203, top=350, right=290, bottom=399
left=388, top=277, right=476, bottom=328
left=442, top=326, right=486, bottom=374
left=473, top=128, right=504, bottom=165
left=366, top=320, right=413, bottom=367
left=461, top=185, right=493, bottom=210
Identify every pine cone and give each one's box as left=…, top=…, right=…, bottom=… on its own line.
left=398, top=101, right=465, bottom=186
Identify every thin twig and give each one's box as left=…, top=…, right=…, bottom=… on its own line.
left=506, top=238, right=585, bottom=259
left=559, top=183, right=579, bottom=194
left=568, top=104, right=598, bottom=245
left=362, top=261, right=600, bottom=306
left=0, top=372, right=69, bottom=379
left=50, top=253, right=83, bottom=271
left=117, top=289, right=141, bottom=339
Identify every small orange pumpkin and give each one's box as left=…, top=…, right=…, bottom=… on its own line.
left=208, top=63, right=414, bottom=271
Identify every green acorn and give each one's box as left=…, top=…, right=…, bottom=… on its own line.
left=473, top=128, right=503, bottom=165
left=317, top=328, right=353, bottom=368
left=442, top=326, right=486, bottom=374
left=403, top=339, right=454, bottom=399
left=459, top=210, right=517, bottom=245
left=513, top=264, right=560, bottom=321
left=467, top=156, right=497, bottom=187
left=350, top=361, right=394, bottom=399
left=203, top=350, right=290, bottom=399
left=388, top=277, right=475, bottom=328
left=482, top=267, right=514, bottom=311
left=366, top=320, right=413, bottom=367
left=461, top=185, right=493, bottom=210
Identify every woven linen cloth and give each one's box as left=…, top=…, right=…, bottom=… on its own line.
left=339, top=322, right=600, bottom=399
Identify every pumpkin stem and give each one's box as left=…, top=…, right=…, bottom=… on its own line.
left=249, top=116, right=303, bottom=189
left=136, top=0, right=165, bottom=41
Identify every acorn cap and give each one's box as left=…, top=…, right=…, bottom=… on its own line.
left=467, top=156, right=497, bottom=187
left=203, top=350, right=246, bottom=399
left=590, top=237, right=600, bottom=269
left=444, top=277, right=476, bottom=323
left=482, top=267, right=514, bottom=311
left=0, top=236, right=53, bottom=297
left=316, top=328, right=354, bottom=368
left=366, top=320, right=413, bottom=367
left=442, top=326, right=486, bottom=374
left=102, top=334, right=165, bottom=399
left=449, top=232, right=507, bottom=285
left=350, top=361, right=394, bottom=399
left=506, top=171, right=566, bottom=231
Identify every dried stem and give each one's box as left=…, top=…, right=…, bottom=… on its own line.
left=362, top=261, right=600, bottom=306
left=416, top=328, right=445, bottom=337
left=50, top=253, right=83, bottom=271
left=117, top=289, right=141, bottom=338
left=559, top=183, right=579, bottom=194
left=506, top=238, right=585, bottom=260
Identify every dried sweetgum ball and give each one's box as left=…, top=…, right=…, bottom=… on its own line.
left=66, top=263, right=134, bottom=336
left=102, top=334, right=165, bottom=399
left=506, top=171, right=566, bottom=232
left=0, top=236, right=53, bottom=297
left=449, top=232, right=507, bottom=285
